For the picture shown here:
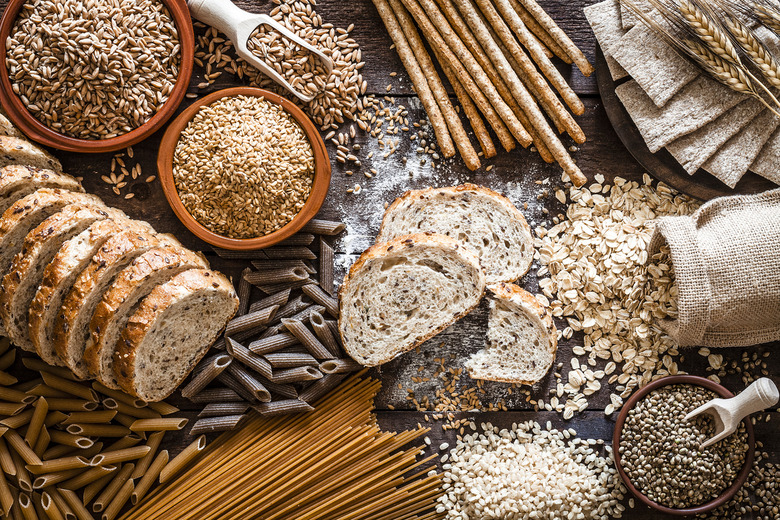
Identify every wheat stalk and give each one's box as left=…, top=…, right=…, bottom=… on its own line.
left=752, top=0, right=780, bottom=34
left=677, top=0, right=740, bottom=65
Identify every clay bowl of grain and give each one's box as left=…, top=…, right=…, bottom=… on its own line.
left=613, top=375, right=755, bottom=516
left=0, top=0, right=194, bottom=153
left=157, top=86, right=331, bottom=250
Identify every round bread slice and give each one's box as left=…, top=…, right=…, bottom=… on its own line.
left=0, top=136, right=62, bottom=172
left=465, top=283, right=558, bottom=385
left=0, top=203, right=120, bottom=351
left=29, top=218, right=152, bottom=367
left=114, top=269, right=239, bottom=401
left=339, top=232, right=486, bottom=366
left=52, top=230, right=180, bottom=378
left=376, top=184, right=534, bottom=284
left=0, top=165, right=83, bottom=215
left=85, top=246, right=210, bottom=389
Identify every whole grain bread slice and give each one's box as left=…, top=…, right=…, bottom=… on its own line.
left=0, top=136, right=62, bottom=172
left=86, top=246, right=210, bottom=389
left=465, top=283, right=558, bottom=384
left=28, top=218, right=150, bottom=367
left=53, top=230, right=180, bottom=378
left=0, top=203, right=120, bottom=351
left=114, top=269, right=239, bottom=401
left=339, top=232, right=486, bottom=366
left=0, top=111, right=23, bottom=140
left=0, top=165, right=83, bottom=215
left=376, top=184, right=533, bottom=284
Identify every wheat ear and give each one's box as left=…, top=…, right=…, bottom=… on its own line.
left=753, top=1, right=780, bottom=34
left=722, top=12, right=780, bottom=88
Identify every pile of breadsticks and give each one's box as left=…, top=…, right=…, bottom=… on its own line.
left=372, top=0, right=591, bottom=185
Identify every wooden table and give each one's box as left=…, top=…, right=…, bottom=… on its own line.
left=2, top=0, right=777, bottom=517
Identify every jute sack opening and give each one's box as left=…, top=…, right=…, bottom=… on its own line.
left=647, top=188, right=780, bottom=347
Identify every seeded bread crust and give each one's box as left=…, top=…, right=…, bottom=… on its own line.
left=0, top=136, right=62, bottom=172
left=0, top=203, right=116, bottom=351
left=85, top=246, right=210, bottom=389
left=0, top=111, right=23, bottom=139
left=466, top=283, right=558, bottom=385
left=376, top=184, right=534, bottom=283
left=114, top=269, right=238, bottom=401
left=0, top=165, right=82, bottom=215
left=339, top=232, right=486, bottom=366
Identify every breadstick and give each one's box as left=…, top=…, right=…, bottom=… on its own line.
left=509, top=0, right=569, bottom=62
left=384, top=0, right=481, bottom=169
left=399, top=0, right=532, bottom=148
left=369, top=0, right=456, bottom=159
left=452, top=0, right=586, bottom=185
left=513, top=0, right=594, bottom=76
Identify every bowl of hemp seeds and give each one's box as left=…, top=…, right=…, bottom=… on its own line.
left=613, top=375, right=755, bottom=516
left=157, top=87, right=331, bottom=250
left=0, top=0, right=194, bottom=153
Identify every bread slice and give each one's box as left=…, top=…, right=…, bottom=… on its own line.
left=28, top=218, right=151, bottom=366
left=114, top=269, right=239, bottom=401
left=85, top=246, right=210, bottom=388
left=52, top=230, right=179, bottom=378
left=465, top=283, right=558, bottom=384
left=0, top=111, right=24, bottom=139
left=0, top=165, right=83, bottom=215
left=0, top=203, right=118, bottom=351
left=0, top=136, right=62, bottom=172
left=376, top=184, right=533, bottom=284
left=339, top=232, right=486, bottom=366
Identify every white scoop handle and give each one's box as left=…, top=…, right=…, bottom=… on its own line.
left=729, top=377, right=779, bottom=420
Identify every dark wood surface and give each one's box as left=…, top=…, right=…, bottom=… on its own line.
left=1, top=0, right=778, bottom=518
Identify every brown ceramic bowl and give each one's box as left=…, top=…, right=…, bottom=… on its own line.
left=613, top=375, right=755, bottom=516
left=157, top=87, right=331, bottom=250
left=0, top=0, right=194, bottom=153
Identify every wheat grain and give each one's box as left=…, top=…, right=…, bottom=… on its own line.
left=720, top=5, right=780, bottom=88
left=678, top=0, right=740, bottom=65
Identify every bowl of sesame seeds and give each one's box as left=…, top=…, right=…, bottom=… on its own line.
left=157, top=86, right=331, bottom=250
left=0, top=0, right=194, bottom=153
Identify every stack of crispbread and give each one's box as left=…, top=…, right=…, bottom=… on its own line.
left=585, top=0, right=780, bottom=188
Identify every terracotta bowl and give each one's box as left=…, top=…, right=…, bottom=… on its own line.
left=613, top=375, right=755, bottom=516
left=157, top=87, right=331, bottom=250
left=0, top=0, right=194, bottom=153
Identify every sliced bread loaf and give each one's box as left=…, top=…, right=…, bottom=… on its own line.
left=85, top=246, right=210, bottom=388
left=465, top=283, right=558, bottom=385
left=29, top=218, right=150, bottom=366
left=376, top=184, right=534, bottom=283
left=339, top=232, right=486, bottom=366
left=0, top=136, right=62, bottom=172
left=0, top=203, right=118, bottom=351
left=0, top=111, right=23, bottom=139
left=114, top=269, right=239, bottom=401
left=0, top=165, right=83, bottom=215
left=52, top=230, right=179, bottom=378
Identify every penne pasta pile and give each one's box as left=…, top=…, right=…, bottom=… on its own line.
left=0, top=340, right=206, bottom=520
left=186, top=220, right=361, bottom=433
left=121, top=375, right=444, bottom=520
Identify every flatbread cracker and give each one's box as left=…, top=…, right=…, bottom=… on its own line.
left=584, top=0, right=629, bottom=81
left=615, top=77, right=744, bottom=153
left=665, top=99, right=763, bottom=174
left=619, top=0, right=652, bottom=29
left=612, top=23, right=699, bottom=107
left=750, top=127, right=780, bottom=185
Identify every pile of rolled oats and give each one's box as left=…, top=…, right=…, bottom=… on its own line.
left=534, top=174, right=700, bottom=417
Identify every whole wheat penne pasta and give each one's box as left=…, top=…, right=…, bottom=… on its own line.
left=248, top=333, right=299, bottom=355
left=196, top=403, right=250, bottom=418
left=73, top=441, right=104, bottom=460
left=275, top=233, right=316, bottom=247
left=57, top=488, right=94, bottom=520
left=61, top=411, right=117, bottom=425
left=26, top=384, right=70, bottom=399
left=0, top=402, right=28, bottom=416
left=102, top=478, right=134, bottom=520
left=45, top=399, right=98, bottom=413
left=33, top=426, right=50, bottom=458
left=4, top=429, right=41, bottom=466
left=251, top=259, right=308, bottom=272
left=263, top=352, right=318, bottom=369
left=271, top=296, right=309, bottom=323
left=102, top=437, right=141, bottom=454
left=298, top=374, right=348, bottom=403
left=186, top=388, right=242, bottom=404
left=11, top=450, right=32, bottom=492
left=43, top=411, right=68, bottom=428
left=90, top=383, right=146, bottom=409
left=326, top=320, right=342, bottom=346
left=225, top=339, right=273, bottom=380
left=130, top=450, right=167, bottom=505
left=262, top=246, right=316, bottom=260
left=0, top=438, right=16, bottom=476
left=129, top=431, right=164, bottom=481
left=211, top=247, right=268, bottom=260
left=224, top=305, right=279, bottom=337
left=319, top=238, right=336, bottom=296
left=188, top=415, right=246, bottom=435
left=100, top=400, right=159, bottom=420
left=49, top=431, right=93, bottom=449
left=300, top=219, right=346, bottom=236
left=247, top=287, right=291, bottom=314
left=45, top=488, right=72, bottom=520
left=40, top=373, right=97, bottom=402
left=89, top=446, right=151, bottom=467
left=158, top=436, right=206, bottom=484
left=215, top=373, right=257, bottom=403
left=93, top=463, right=134, bottom=513
left=18, top=493, right=37, bottom=520
left=24, top=397, right=49, bottom=448
left=144, top=401, right=179, bottom=416
left=83, top=470, right=114, bottom=505
left=42, top=491, right=67, bottom=520
left=180, top=354, right=232, bottom=399
left=26, top=456, right=89, bottom=475
left=111, top=414, right=136, bottom=429
left=225, top=365, right=271, bottom=402
left=301, top=284, right=338, bottom=318
left=41, top=445, right=77, bottom=462
left=253, top=399, right=314, bottom=417
left=0, top=344, right=11, bottom=368
left=272, top=366, right=323, bottom=384
left=269, top=305, right=325, bottom=337
left=0, top=409, right=34, bottom=429
left=128, top=418, right=186, bottom=433
left=282, top=319, right=331, bottom=359
left=244, top=267, right=309, bottom=286
left=237, top=267, right=252, bottom=316
left=319, top=359, right=364, bottom=374
left=0, top=470, right=12, bottom=515
left=256, top=279, right=311, bottom=295
left=0, top=387, right=36, bottom=404
left=32, top=468, right=83, bottom=490
left=60, top=465, right=117, bottom=491
left=309, top=311, right=340, bottom=357
left=255, top=377, right=298, bottom=400
left=20, top=359, right=76, bottom=381
left=66, top=424, right=130, bottom=438
left=0, top=371, right=17, bottom=386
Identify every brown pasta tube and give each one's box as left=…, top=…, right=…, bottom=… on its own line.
left=212, top=247, right=268, bottom=259
left=252, top=400, right=314, bottom=417
left=319, top=359, right=364, bottom=374
left=180, top=353, right=232, bottom=399
left=248, top=288, right=291, bottom=314
left=244, top=267, right=309, bottom=287
left=309, top=311, right=340, bottom=357
left=237, top=267, right=252, bottom=316
left=319, top=238, right=335, bottom=296
left=90, top=383, right=147, bottom=409
left=298, top=374, right=348, bottom=403
left=100, top=399, right=159, bottom=420
left=224, top=305, right=279, bottom=337
left=111, top=414, right=136, bottom=430
left=128, top=418, right=187, bottom=433
left=186, top=388, right=242, bottom=404
left=5, top=429, right=41, bottom=466
left=271, top=296, right=310, bottom=323
left=32, top=426, right=50, bottom=459
left=101, top=478, right=134, bottom=520
left=275, top=233, right=316, bottom=247
left=0, top=409, right=34, bottom=429
left=251, top=260, right=311, bottom=274
left=89, top=446, right=151, bottom=466
left=39, top=372, right=98, bottom=402
left=256, top=377, right=299, bottom=400
left=130, top=450, right=167, bottom=505
left=32, top=468, right=82, bottom=490
left=65, top=424, right=130, bottom=438
left=57, top=488, right=94, bottom=520
left=255, top=279, right=311, bottom=296
left=282, top=319, right=332, bottom=360
left=144, top=401, right=178, bottom=416
left=226, top=338, right=273, bottom=380
left=47, top=489, right=73, bottom=520
left=0, top=349, right=14, bottom=371
left=248, top=333, right=299, bottom=355
left=326, top=320, right=342, bottom=346
left=215, top=373, right=257, bottom=403
left=43, top=411, right=68, bottom=428
left=61, top=411, right=117, bottom=425
left=0, top=388, right=35, bottom=404
left=0, top=437, right=16, bottom=476
left=93, top=463, right=135, bottom=513
left=301, top=284, right=338, bottom=319
left=225, top=364, right=271, bottom=403
left=20, top=359, right=76, bottom=381
left=263, top=352, right=318, bottom=369
left=0, top=402, right=27, bottom=416
left=26, top=456, right=90, bottom=475
left=188, top=415, right=246, bottom=435
left=130, top=431, right=164, bottom=480
left=271, top=366, right=323, bottom=385
left=60, top=465, right=117, bottom=491
left=300, top=219, right=346, bottom=236
left=159, top=436, right=206, bottom=484
left=0, top=371, right=17, bottom=386
left=41, top=445, right=77, bottom=462
left=49, top=431, right=93, bottom=449
left=18, top=493, right=37, bottom=520
left=0, top=470, right=13, bottom=515
left=197, top=403, right=250, bottom=418
left=261, top=247, right=316, bottom=260
left=83, top=470, right=115, bottom=505
left=45, top=399, right=98, bottom=413
left=11, top=449, right=32, bottom=492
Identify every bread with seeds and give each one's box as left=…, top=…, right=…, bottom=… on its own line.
left=0, top=165, right=83, bottom=215
left=0, top=136, right=62, bottom=172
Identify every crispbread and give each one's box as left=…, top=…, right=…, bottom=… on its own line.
left=0, top=165, right=83, bottom=215
left=750, top=127, right=780, bottom=185
left=339, top=233, right=486, bottom=366
left=584, top=0, right=629, bottom=81
left=376, top=184, right=534, bottom=284
left=0, top=136, right=62, bottom=172
left=615, top=78, right=744, bottom=153
left=619, top=0, right=652, bottom=29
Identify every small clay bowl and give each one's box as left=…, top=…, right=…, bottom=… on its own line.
left=0, top=0, right=194, bottom=153
left=613, top=375, right=755, bottom=516
left=157, top=87, right=331, bottom=250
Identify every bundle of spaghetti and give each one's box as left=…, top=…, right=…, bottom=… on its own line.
left=121, top=375, right=444, bottom=520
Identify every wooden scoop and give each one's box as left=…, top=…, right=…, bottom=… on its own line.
left=685, top=377, right=778, bottom=449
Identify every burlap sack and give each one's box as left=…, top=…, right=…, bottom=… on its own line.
left=647, top=188, right=780, bottom=347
